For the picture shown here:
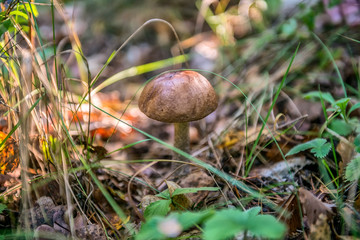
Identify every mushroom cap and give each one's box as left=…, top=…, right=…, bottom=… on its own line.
left=138, top=71, right=218, bottom=123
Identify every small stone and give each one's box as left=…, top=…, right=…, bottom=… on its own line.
left=76, top=224, right=106, bottom=240
left=20, top=196, right=56, bottom=229
left=34, top=224, right=57, bottom=240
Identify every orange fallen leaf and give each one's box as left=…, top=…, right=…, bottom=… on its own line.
left=0, top=131, right=19, bottom=175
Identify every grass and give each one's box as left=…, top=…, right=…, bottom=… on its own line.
left=0, top=0, right=359, bottom=239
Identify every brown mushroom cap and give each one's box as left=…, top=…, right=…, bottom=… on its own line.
left=138, top=71, right=218, bottom=123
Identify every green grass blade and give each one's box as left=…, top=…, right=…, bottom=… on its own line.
left=245, top=43, right=300, bottom=176
left=0, top=94, right=43, bottom=149
left=107, top=139, right=151, bottom=155
left=91, top=54, right=189, bottom=95
left=312, top=32, right=347, bottom=98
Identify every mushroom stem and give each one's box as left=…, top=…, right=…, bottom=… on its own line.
left=174, top=122, right=190, bottom=159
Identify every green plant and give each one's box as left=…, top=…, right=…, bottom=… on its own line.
left=355, top=134, right=360, bottom=153
left=345, top=157, right=360, bottom=182
left=0, top=1, right=38, bottom=36
left=143, top=186, right=219, bottom=220
left=304, top=92, right=360, bottom=136
left=286, top=138, right=331, bottom=159
left=203, top=207, right=286, bottom=240
left=286, top=138, right=336, bottom=186
left=136, top=207, right=286, bottom=240
left=0, top=203, right=7, bottom=214
left=136, top=210, right=213, bottom=240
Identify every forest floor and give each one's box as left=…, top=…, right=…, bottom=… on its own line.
left=0, top=1, right=360, bottom=239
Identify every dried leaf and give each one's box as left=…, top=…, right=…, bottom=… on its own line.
left=354, top=194, right=360, bottom=212
left=219, top=126, right=273, bottom=149
left=0, top=131, right=19, bottom=175
left=279, top=193, right=302, bottom=235
left=165, top=181, right=193, bottom=210
left=337, top=136, right=356, bottom=175
left=74, top=212, right=86, bottom=230
left=250, top=157, right=310, bottom=182
left=178, top=170, right=214, bottom=206
left=299, top=188, right=334, bottom=226
left=109, top=214, right=130, bottom=231
left=309, top=214, right=331, bottom=240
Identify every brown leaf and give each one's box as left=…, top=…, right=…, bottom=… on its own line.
left=73, top=212, right=86, bottom=230
left=354, top=194, right=360, bottom=213
left=218, top=126, right=273, bottom=149
left=309, top=213, right=331, bottom=240
left=178, top=170, right=213, bottom=206
left=299, top=188, right=334, bottom=226
left=279, top=193, right=302, bottom=236
left=108, top=213, right=129, bottom=231
left=336, top=136, right=356, bottom=175
left=249, top=157, right=310, bottom=182
left=165, top=181, right=193, bottom=210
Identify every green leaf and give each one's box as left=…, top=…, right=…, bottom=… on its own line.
left=349, top=102, right=360, bottom=115
left=135, top=216, right=167, bottom=240
left=328, top=0, right=341, bottom=7
left=174, top=210, right=214, bottom=230
left=247, top=214, right=287, bottom=239
left=329, top=119, right=354, bottom=136
left=311, top=142, right=331, bottom=158
left=136, top=210, right=214, bottom=240
left=345, top=157, right=360, bottom=182
left=203, top=208, right=286, bottom=240
left=303, top=91, right=335, bottom=104
left=0, top=203, right=7, bottom=214
left=246, top=206, right=261, bottom=217
left=143, top=199, right=171, bottom=220
left=9, top=10, right=29, bottom=20
left=23, top=3, right=39, bottom=17
left=300, top=9, right=316, bottom=30
left=264, top=0, right=282, bottom=16
left=334, top=97, right=350, bottom=107
left=0, top=19, right=12, bottom=37
left=333, top=98, right=351, bottom=116
left=203, top=209, right=248, bottom=240
left=172, top=187, right=220, bottom=196
left=286, top=138, right=331, bottom=158
left=280, top=18, right=297, bottom=38
left=354, top=134, right=360, bottom=153
left=0, top=12, right=6, bottom=22
left=156, top=189, right=170, bottom=199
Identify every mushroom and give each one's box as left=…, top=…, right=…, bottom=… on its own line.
left=138, top=70, right=218, bottom=170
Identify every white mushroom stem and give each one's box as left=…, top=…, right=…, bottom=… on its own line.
left=174, top=122, right=190, bottom=160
